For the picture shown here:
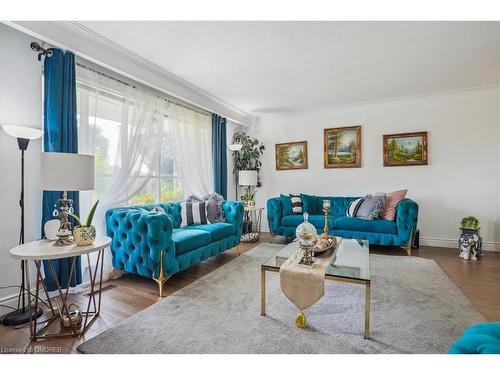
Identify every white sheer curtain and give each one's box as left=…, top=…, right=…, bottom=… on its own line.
left=167, top=103, right=213, bottom=198
left=77, top=66, right=167, bottom=287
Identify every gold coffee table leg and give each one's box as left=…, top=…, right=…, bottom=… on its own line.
left=364, top=281, right=371, bottom=339
left=261, top=268, right=266, bottom=316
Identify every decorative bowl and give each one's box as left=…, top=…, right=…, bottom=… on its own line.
left=313, top=236, right=337, bottom=255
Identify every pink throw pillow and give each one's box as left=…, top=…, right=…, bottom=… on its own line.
left=376, top=189, right=407, bottom=221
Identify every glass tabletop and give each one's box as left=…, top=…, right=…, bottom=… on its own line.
left=262, top=238, right=370, bottom=281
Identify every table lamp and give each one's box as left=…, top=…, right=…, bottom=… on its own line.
left=41, top=152, right=95, bottom=246
left=1, top=125, right=44, bottom=326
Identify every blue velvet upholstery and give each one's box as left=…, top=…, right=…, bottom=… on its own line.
left=280, top=194, right=293, bottom=216
left=334, top=216, right=398, bottom=234
left=172, top=229, right=211, bottom=255
left=282, top=215, right=334, bottom=229
left=106, top=200, right=243, bottom=281
left=449, top=322, right=500, bottom=354
left=188, top=222, right=236, bottom=241
left=300, top=193, right=320, bottom=214
left=267, top=195, right=418, bottom=247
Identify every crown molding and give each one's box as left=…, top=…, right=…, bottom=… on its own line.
left=251, top=84, right=499, bottom=115
left=3, top=21, right=252, bottom=125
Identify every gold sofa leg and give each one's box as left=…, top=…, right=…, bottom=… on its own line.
left=401, top=229, right=413, bottom=256
left=153, top=251, right=166, bottom=297
left=236, top=245, right=241, bottom=255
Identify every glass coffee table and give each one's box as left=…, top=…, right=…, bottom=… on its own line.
left=261, top=238, right=371, bottom=338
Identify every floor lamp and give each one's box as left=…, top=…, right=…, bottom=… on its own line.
left=228, top=143, right=243, bottom=200
left=1, top=125, right=44, bottom=326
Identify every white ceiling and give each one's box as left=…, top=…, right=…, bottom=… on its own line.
left=78, top=21, right=499, bottom=113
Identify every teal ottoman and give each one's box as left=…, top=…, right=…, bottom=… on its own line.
left=449, top=322, right=500, bottom=354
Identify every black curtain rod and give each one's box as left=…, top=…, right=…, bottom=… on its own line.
left=30, top=41, right=213, bottom=117
left=30, top=42, right=52, bottom=62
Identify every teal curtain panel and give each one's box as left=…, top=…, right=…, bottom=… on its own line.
left=42, top=49, right=82, bottom=291
left=211, top=114, right=227, bottom=199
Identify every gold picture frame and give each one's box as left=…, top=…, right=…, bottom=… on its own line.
left=275, top=141, right=308, bottom=170
left=383, top=131, right=428, bottom=167
left=324, top=126, right=361, bottom=168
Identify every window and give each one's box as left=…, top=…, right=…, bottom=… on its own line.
left=129, top=120, right=183, bottom=205
left=76, top=62, right=212, bottom=222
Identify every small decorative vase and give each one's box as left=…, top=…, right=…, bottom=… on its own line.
left=296, top=213, right=317, bottom=266
left=296, top=212, right=317, bottom=246
left=73, top=225, right=96, bottom=246
left=244, top=200, right=255, bottom=208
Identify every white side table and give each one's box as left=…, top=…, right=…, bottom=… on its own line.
left=10, top=236, right=111, bottom=340
left=241, top=206, right=264, bottom=243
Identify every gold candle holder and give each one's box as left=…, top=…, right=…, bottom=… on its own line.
left=321, top=200, right=332, bottom=239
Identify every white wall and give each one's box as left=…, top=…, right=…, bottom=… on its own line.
left=254, top=87, right=500, bottom=250
left=6, top=21, right=252, bottom=126
left=0, top=24, right=43, bottom=307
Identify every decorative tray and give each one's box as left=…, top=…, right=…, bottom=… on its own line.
left=312, top=236, right=337, bottom=256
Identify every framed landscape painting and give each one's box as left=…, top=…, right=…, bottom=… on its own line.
left=275, top=141, right=308, bottom=170
left=383, top=131, right=428, bottom=167
left=324, top=126, right=361, bottom=168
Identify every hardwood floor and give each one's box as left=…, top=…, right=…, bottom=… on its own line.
left=0, top=235, right=498, bottom=354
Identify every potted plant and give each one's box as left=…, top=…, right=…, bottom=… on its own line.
left=242, top=190, right=256, bottom=208
left=69, top=200, right=99, bottom=246
left=460, top=216, right=480, bottom=232
left=458, top=216, right=483, bottom=260
left=231, top=130, right=265, bottom=198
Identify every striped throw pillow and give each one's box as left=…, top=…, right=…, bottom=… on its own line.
left=289, top=194, right=303, bottom=215
left=181, top=201, right=208, bottom=227
left=346, top=198, right=364, bottom=217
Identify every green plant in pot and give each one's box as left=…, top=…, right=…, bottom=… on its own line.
left=232, top=130, right=264, bottom=201
left=458, top=216, right=483, bottom=259
left=459, top=216, right=480, bottom=232
left=242, top=190, right=256, bottom=208
left=69, top=200, right=99, bottom=246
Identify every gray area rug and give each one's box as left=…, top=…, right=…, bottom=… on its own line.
left=78, top=243, right=484, bottom=354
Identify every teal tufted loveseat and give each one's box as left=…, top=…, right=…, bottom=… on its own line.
left=267, top=195, right=418, bottom=255
left=106, top=200, right=244, bottom=295
left=448, top=322, right=500, bottom=354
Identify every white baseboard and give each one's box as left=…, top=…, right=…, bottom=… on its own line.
left=420, top=237, right=500, bottom=252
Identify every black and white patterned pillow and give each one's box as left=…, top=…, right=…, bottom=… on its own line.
left=346, top=198, right=364, bottom=217
left=289, top=194, right=303, bottom=215
left=203, top=192, right=225, bottom=223
left=181, top=201, right=208, bottom=227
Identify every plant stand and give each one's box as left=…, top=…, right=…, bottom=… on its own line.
left=241, top=207, right=264, bottom=243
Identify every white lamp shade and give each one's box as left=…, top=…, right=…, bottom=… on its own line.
left=2, top=125, right=43, bottom=140
left=228, top=144, right=243, bottom=151
left=41, top=152, right=95, bottom=191
left=238, top=170, right=258, bottom=186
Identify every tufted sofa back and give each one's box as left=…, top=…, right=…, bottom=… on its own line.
left=105, top=207, right=177, bottom=278
left=320, top=196, right=360, bottom=217
left=111, top=202, right=183, bottom=228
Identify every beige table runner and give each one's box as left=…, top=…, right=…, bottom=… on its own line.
left=280, top=237, right=341, bottom=328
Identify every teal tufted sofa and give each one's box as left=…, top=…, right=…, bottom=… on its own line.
left=267, top=195, right=418, bottom=255
left=448, top=322, right=500, bottom=354
left=106, top=200, right=244, bottom=295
